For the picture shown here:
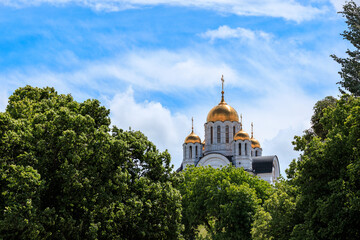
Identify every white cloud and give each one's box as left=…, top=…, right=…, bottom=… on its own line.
left=109, top=87, right=188, bottom=168
left=0, top=49, right=238, bottom=96
left=0, top=90, right=8, bottom=112
left=200, top=25, right=271, bottom=42
left=330, top=0, right=360, bottom=12
left=97, top=50, right=239, bottom=91
left=262, top=126, right=305, bottom=177
left=0, top=37, right=342, bottom=172
left=0, top=0, right=326, bottom=22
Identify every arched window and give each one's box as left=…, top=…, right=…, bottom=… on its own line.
left=195, top=146, right=198, bottom=158
left=217, top=126, right=221, bottom=143
left=210, top=127, right=213, bottom=144
left=226, top=125, right=229, bottom=143
left=233, top=126, right=236, bottom=137
left=239, top=143, right=242, bottom=156
left=245, top=143, right=248, bottom=156
left=189, top=146, right=192, bottom=158
left=255, top=151, right=258, bottom=156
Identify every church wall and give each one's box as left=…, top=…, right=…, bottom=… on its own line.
left=256, top=173, right=273, bottom=184
left=182, top=142, right=203, bottom=169
left=204, top=121, right=240, bottom=156
left=232, top=139, right=253, bottom=170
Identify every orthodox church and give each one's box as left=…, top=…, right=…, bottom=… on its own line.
left=179, top=76, right=280, bottom=184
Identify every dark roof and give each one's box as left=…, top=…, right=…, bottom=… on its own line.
left=252, top=156, right=275, bottom=174
left=176, top=164, right=183, bottom=172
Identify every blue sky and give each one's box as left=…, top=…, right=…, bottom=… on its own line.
left=0, top=0, right=357, bottom=175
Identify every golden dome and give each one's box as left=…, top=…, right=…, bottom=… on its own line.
left=251, top=138, right=261, bottom=148
left=184, top=131, right=201, bottom=144
left=234, top=129, right=250, bottom=141
left=207, top=75, right=239, bottom=122
left=250, top=123, right=261, bottom=148
left=207, top=100, right=239, bottom=122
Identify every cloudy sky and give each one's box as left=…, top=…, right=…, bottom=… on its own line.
left=0, top=0, right=357, bottom=176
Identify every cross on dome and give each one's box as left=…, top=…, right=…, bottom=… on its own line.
left=251, top=122, right=253, bottom=138
left=191, top=117, right=194, bottom=132
left=206, top=75, right=239, bottom=122
left=221, top=75, right=225, bottom=102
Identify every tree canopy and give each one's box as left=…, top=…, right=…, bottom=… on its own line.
left=178, top=166, right=272, bottom=240
left=289, top=94, right=360, bottom=239
left=0, top=86, right=183, bottom=239
left=253, top=94, right=360, bottom=239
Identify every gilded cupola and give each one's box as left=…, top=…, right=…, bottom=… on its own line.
left=184, top=118, right=201, bottom=144
left=250, top=122, right=261, bottom=148
left=234, top=129, right=250, bottom=141
left=206, top=75, right=239, bottom=122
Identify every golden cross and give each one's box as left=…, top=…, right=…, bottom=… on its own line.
left=191, top=117, right=194, bottom=132
left=221, top=75, right=225, bottom=102
left=221, top=75, right=224, bottom=92
left=251, top=122, right=253, bottom=138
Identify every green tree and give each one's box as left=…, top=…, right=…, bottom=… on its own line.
left=288, top=94, right=360, bottom=239
left=253, top=94, right=360, bottom=239
left=308, top=96, right=337, bottom=139
left=251, top=180, right=300, bottom=240
left=0, top=86, right=183, bottom=239
left=331, top=1, right=360, bottom=95
left=178, top=166, right=272, bottom=240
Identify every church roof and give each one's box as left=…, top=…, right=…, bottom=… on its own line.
left=206, top=75, right=239, bottom=122
left=184, top=131, right=201, bottom=144
left=252, top=156, right=276, bottom=174
left=234, top=129, right=250, bottom=141
left=184, top=117, right=201, bottom=144
left=207, top=100, right=239, bottom=122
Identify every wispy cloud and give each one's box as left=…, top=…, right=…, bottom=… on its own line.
left=0, top=0, right=326, bottom=22
left=0, top=49, right=239, bottom=97
left=200, top=25, right=271, bottom=42
left=109, top=87, right=188, bottom=164
left=0, top=35, right=342, bottom=174
left=330, top=0, right=360, bottom=12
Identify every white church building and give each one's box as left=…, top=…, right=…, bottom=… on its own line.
left=179, top=76, right=280, bottom=184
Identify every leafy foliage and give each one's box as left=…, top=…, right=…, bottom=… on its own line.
left=252, top=180, right=300, bottom=240
left=178, top=166, right=272, bottom=240
left=258, top=94, right=360, bottom=240
left=0, top=86, right=183, bottom=239
left=289, top=94, right=360, bottom=239
left=253, top=92, right=360, bottom=239
left=331, top=1, right=360, bottom=95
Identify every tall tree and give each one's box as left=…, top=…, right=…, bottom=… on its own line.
left=178, top=166, right=272, bottom=240
left=253, top=94, right=360, bottom=239
left=331, top=1, right=360, bottom=95
left=289, top=95, right=360, bottom=239
left=251, top=180, right=300, bottom=240
left=0, top=86, right=183, bottom=239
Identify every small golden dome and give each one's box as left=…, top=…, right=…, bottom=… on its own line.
left=251, top=138, right=261, bottom=148
left=184, top=131, right=201, bottom=144
left=250, top=123, right=261, bottom=148
left=234, top=129, right=250, bottom=141
left=207, top=101, right=239, bottom=122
